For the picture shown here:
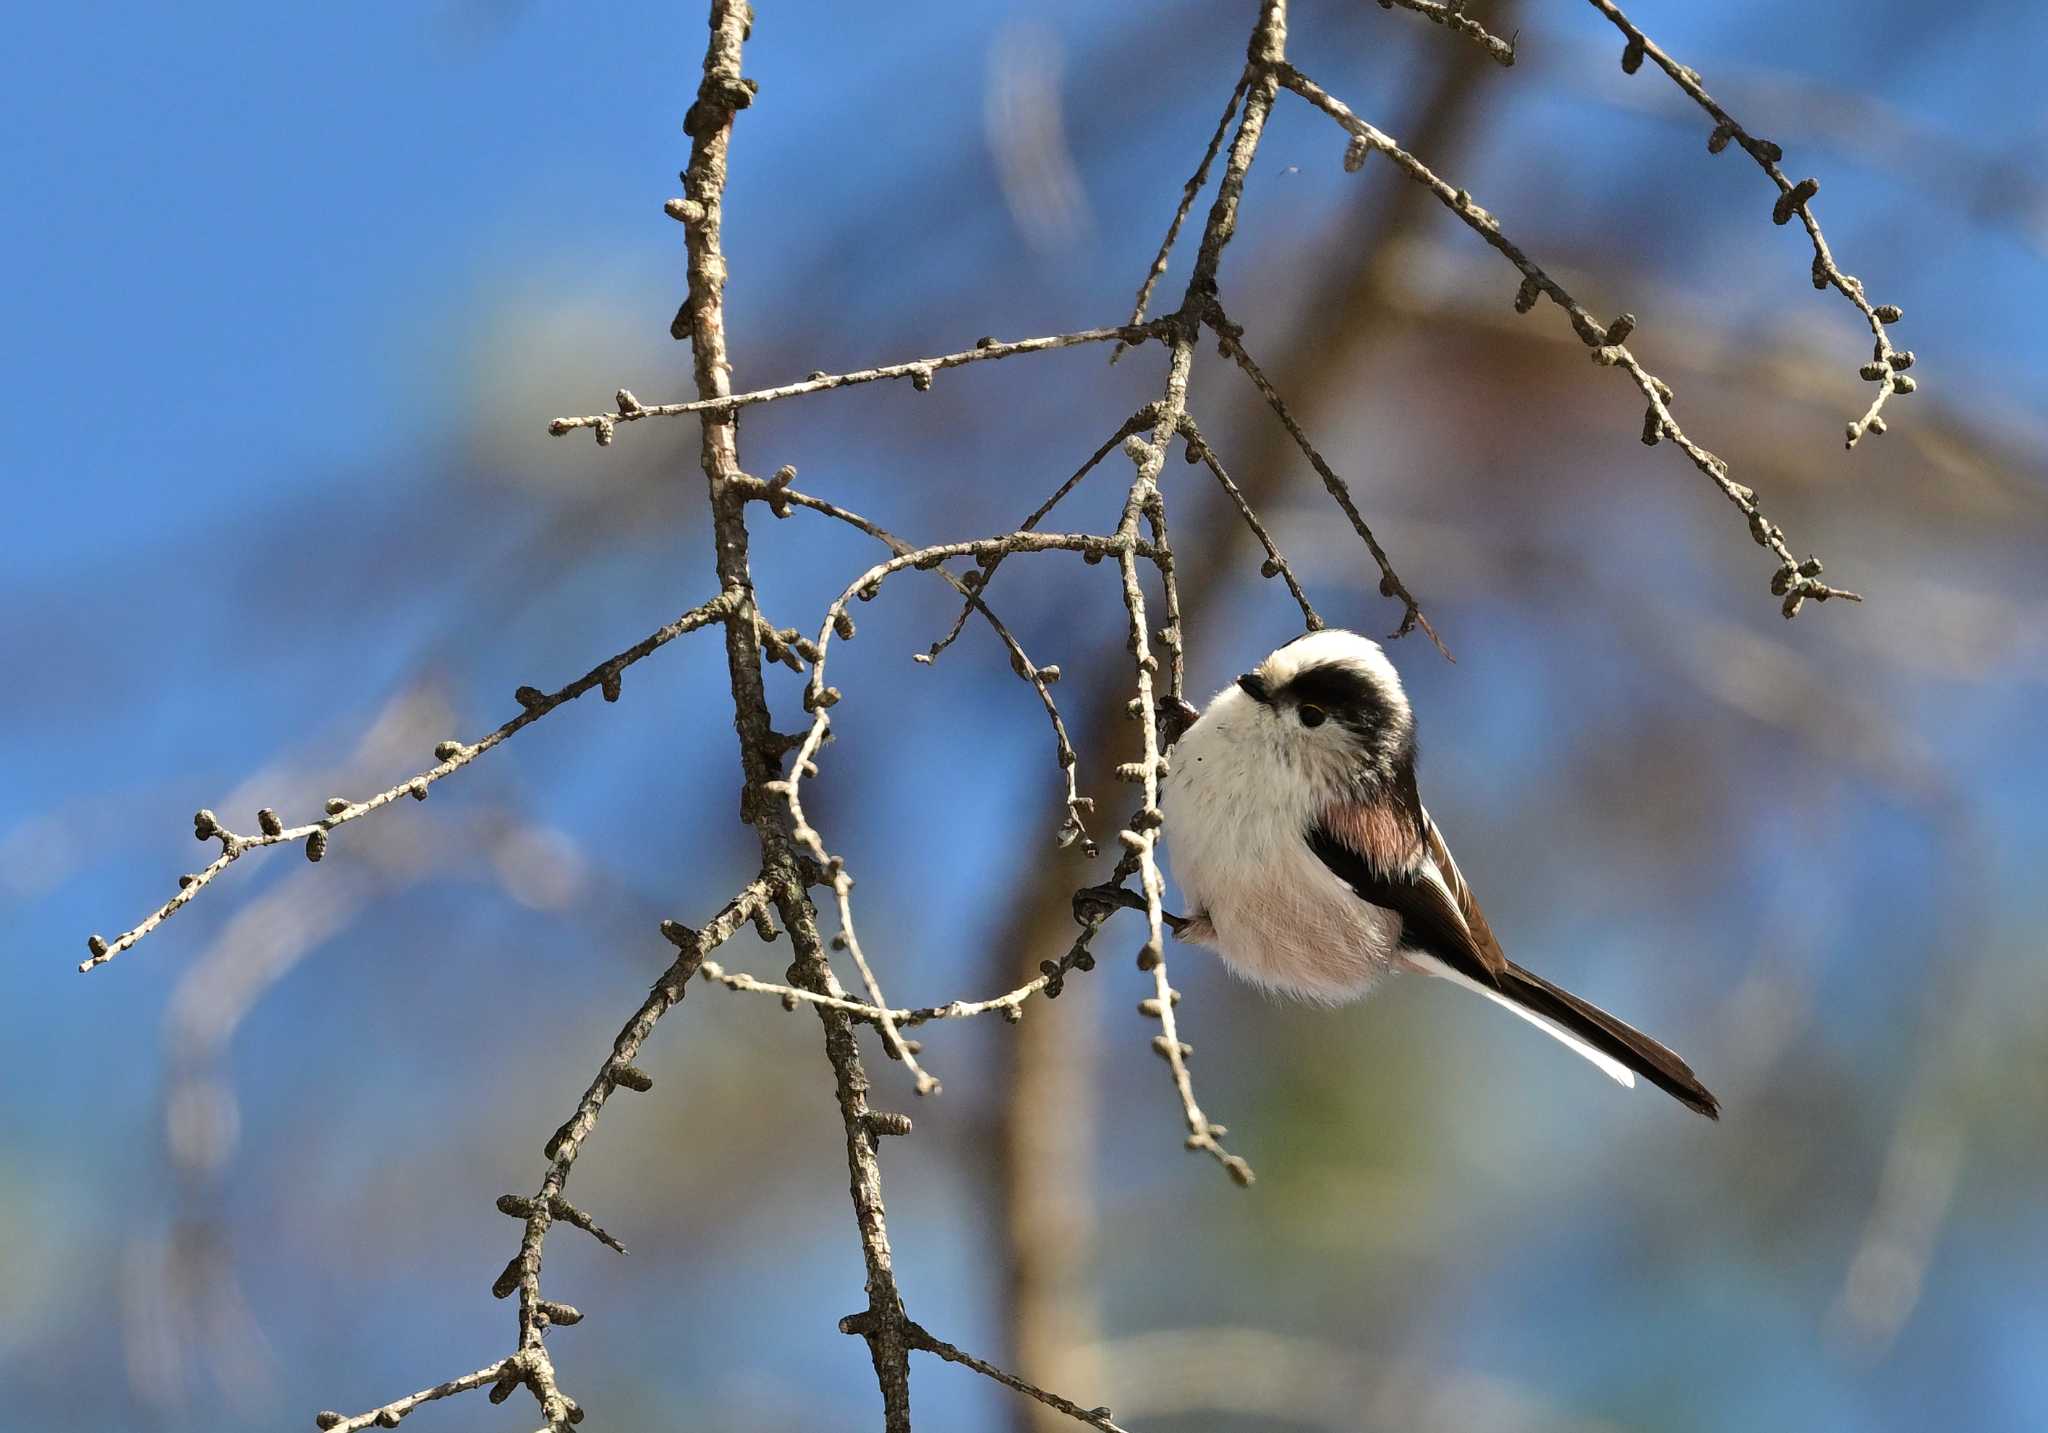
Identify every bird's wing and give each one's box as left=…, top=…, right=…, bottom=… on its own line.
left=1417, top=805, right=1510, bottom=981
left=1307, top=797, right=1508, bottom=985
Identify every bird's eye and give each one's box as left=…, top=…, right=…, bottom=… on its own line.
left=1298, top=704, right=1327, bottom=729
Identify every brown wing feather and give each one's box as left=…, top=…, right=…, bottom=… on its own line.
left=1309, top=800, right=1502, bottom=990
left=1420, top=808, right=1508, bottom=980
left=1318, top=797, right=1423, bottom=875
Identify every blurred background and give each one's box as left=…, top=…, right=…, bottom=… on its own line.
left=5, top=1, right=2046, bottom=1429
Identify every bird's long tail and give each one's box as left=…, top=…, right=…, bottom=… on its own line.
left=1417, top=956, right=1721, bottom=1118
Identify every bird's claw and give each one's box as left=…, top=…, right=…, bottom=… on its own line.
left=1071, top=881, right=1191, bottom=934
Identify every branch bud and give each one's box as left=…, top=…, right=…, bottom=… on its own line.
left=258, top=808, right=283, bottom=836
left=1772, top=177, right=1819, bottom=225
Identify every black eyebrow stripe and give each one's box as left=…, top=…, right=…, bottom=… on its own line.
left=1276, top=662, right=1381, bottom=715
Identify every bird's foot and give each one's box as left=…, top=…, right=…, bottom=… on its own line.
left=1071, top=880, right=1191, bottom=935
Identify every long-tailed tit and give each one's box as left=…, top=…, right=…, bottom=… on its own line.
left=1160, top=629, right=1719, bottom=1118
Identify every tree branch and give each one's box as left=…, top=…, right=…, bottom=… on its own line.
left=1277, top=62, right=1861, bottom=617
left=79, top=590, right=736, bottom=972
left=1371, top=0, right=1518, bottom=67
left=549, top=323, right=1166, bottom=444
left=1580, top=0, right=1913, bottom=447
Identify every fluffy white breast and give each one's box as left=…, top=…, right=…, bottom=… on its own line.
left=1160, top=669, right=1402, bottom=1004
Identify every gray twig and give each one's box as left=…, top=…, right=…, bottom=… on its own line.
left=906, top=1321, right=1132, bottom=1433
left=1372, top=0, right=1518, bottom=67
left=1581, top=0, right=1912, bottom=448
left=1277, top=62, right=1861, bottom=617
left=736, top=474, right=1097, bottom=853
left=548, top=324, right=1166, bottom=444
left=312, top=1357, right=521, bottom=1433
left=1113, top=73, right=1252, bottom=362
left=1175, top=412, right=1324, bottom=633
left=925, top=407, right=1158, bottom=665
left=79, top=591, right=737, bottom=972
left=1202, top=317, right=1448, bottom=653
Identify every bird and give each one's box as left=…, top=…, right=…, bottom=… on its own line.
left=1158, top=628, right=1719, bottom=1118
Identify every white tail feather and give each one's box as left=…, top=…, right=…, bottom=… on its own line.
left=1413, top=955, right=1637, bottom=1089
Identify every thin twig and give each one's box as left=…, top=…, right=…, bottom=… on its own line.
left=492, top=883, right=768, bottom=1368
left=1277, top=62, right=1861, bottom=617
left=1115, top=433, right=1254, bottom=1187
left=1371, top=0, right=1518, bottom=67
left=1580, top=0, right=1913, bottom=448
left=907, top=1321, right=1132, bottom=1433
left=79, top=591, right=737, bottom=972
left=736, top=474, right=1096, bottom=852
left=925, top=405, right=1159, bottom=664
left=776, top=530, right=1162, bottom=1097
left=1203, top=317, right=1448, bottom=654
left=699, top=887, right=1114, bottom=1027
left=1174, top=412, right=1323, bottom=632
left=1112, top=72, right=1252, bottom=362
left=548, top=324, right=1166, bottom=443
left=312, top=1356, right=521, bottom=1433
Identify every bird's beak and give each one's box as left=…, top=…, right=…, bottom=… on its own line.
left=1236, top=672, right=1272, bottom=705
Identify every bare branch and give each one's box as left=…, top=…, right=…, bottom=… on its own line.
left=1203, top=320, right=1447, bottom=654
left=548, top=323, right=1165, bottom=443
left=79, top=591, right=736, bottom=973
left=1371, top=0, right=1518, bottom=67
left=1174, top=412, right=1323, bottom=633
left=1114, top=434, right=1254, bottom=1188
left=492, top=882, right=768, bottom=1356
left=1277, top=62, right=1861, bottom=617
left=1580, top=0, right=1913, bottom=447
left=925, top=405, right=1158, bottom=665
left=312, top=1356, right=521, bottom=1433
left=775, top=528, right=1167, bottom=1099
left=907, top=1321, right=1132, bottom=1433
left=1113, top=73, right=1251, bottom=361
left=700, top=889, right=1114, bottom=1027
left=736, top=473, right=1097, bottom=852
